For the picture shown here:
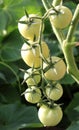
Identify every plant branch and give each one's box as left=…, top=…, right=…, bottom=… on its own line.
left=66, top=4, right=79, bottom=42
left=52, top=0, right=62, bottom=6
left=63, top=41, right=79, bottom=83
left=63, top=4, right=79, bottom=83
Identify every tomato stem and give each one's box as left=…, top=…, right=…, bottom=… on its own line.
left=62, top=4, right=79, bottom=83
left=52, top=0, right=63, bottom=6
left=63, top=41, right=79, bottom=83
left=66, top=4, right=79, bottom=42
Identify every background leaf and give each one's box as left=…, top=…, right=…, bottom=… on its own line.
left=0, top=103, right=42, bottom=130
left=0, top=29, right=23, bottom=62
left=66, top=121, right=79, bottom=130
left=65, top=93, right=79, bottom=129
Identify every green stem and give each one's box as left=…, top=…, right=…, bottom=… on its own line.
left=41, top=0, right=50, bottom=10
left=63, top=42, right=79, bottom=83
left=52, top=0, right=62, bottom=6
left=62, top=4, right=79, bottom=83
left=66, top=4, right=79, bottom=42
left=51, top=26, right=65, bottom=45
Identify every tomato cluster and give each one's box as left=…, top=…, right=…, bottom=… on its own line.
left=18, top=3, right=72, bottom=127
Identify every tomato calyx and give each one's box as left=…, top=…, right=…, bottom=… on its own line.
left=43, top=57, right=62, bottom=73
left=43, top=56, right=66, bottom=81
left=23, top=86, right=41, bottom=95
left=20, top=67, right=41, bottom=86
left=24, top=86, right=42, bottom=104
left=21, top=42, right=38, bottom=52
left=40, top=100, right=59, bottom=110
left=18, top=18, right=34, bottom=27
left=49, top=8, right=59, bottom=16
left=18, top=13, right=42, bottom=27
left=45, top=83, right=63, bottom=101
left=46, top=82, right=56, bottom=90
left=47, top=102, right=63, bottom=110
left=49, top=4, right=64, bottom=16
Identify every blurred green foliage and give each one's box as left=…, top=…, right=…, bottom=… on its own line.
left=0, top=0, right=79, bottom=130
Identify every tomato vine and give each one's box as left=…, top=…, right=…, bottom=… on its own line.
left=18, top=0, right=79, bottom=127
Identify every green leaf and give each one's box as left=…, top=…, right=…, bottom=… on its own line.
left=0, top=0, right=42, bottom=34
left=0, top=10, right=8, bottom=30
left=65, top=93, right=79, bottom=130
left=67, top=121, right=79, bottom=130
left=65, top=92, right=79, bottom=120
left=0, top=103, right=42, bottom=130
left=45, top=38, right=61, bottom=56
left=1, top=29, right=23, bottom=62
left=0, top=85, right=21, bottom=103
left=0, top=72, right=7, bottom=82
left=60, top=73, right=75, bottom=85
left=0, top=61, right=20, bottom=85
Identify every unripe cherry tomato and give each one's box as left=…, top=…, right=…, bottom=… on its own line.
left=43, top=56, right=66, bottom=80
left=46, top=83, right=63, bottom=101
left=24, top=86, right=42, bottom=104
left=18, top=14, right=44, bottom=41
left=38, top=103, right=63, bottom=126
left=50, top=5, right=72, bottom=29
left=21, top=41, right=50, bottom=68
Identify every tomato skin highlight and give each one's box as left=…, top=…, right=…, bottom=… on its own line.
left=18, top=14, right=44, bottom=41
left=38, top=104, right=63, bottom=126
left=46, top=83, right=63, bottom=101
left=43, top=56, right=66, bottom=81
left=50, top=6, right=72, bottom=29
left=21, top=41, right=50, bottom=68
left=24, top=86, right=42, bottom=104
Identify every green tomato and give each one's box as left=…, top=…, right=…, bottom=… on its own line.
left=38, top=103, right=63, bottom=126
left=24, top=68, right=41, bottom=86
left=21, top=41, right=50, bottom=68
left=46, top=83, right=63, bottom=101
left=24, top=86, right=42, bottom=104
left=50, top=5, right=72, bottom=29
left=18, top=14, right=44, bottom=41
left=43, top=56, right=66, bottom=81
